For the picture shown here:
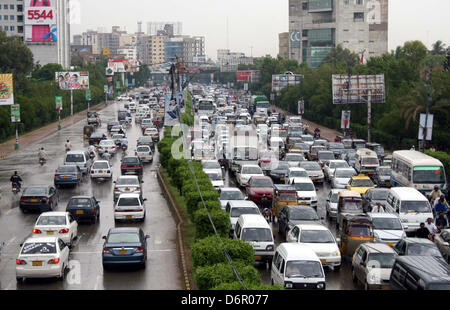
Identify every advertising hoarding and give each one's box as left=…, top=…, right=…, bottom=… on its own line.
left=56, top=72, right=90, bottom=90
left=24, top=0, right=58, bottom=42
left=272, top=72, right=303, bottom=93
left=290, top=32, right=301, bottom=49
left=418, top=114, right=433, bottom=141
left=11, top=105, right=20, bottom=123
left=0, top=74, right=14, bottom=106
left=332, top=74, right=385, bottom=104
left=237, top=70, right=261, bottom=83
left=164, top=94, right=180, bottom=126
left=107, top=59, right=133, bottom=73
left=55, top=96, right=62, bottom=110
left=341, top=111, right=351, bottom=129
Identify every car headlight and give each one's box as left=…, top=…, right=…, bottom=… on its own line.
left=266, top=245, right=274, bottom=251
left=317, top=283, right=325, bottom=289
left=285, top=282, right=293, bottom=289
left=333, top=250, right=341, bottom=256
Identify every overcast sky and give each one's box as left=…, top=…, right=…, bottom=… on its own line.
left=71, top=0, right=450, bottom=60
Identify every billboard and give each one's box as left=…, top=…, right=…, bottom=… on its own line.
left=11, top=104, right=20, bottom=123
left=193, top=55, right=206, bottom=63
left=341, top=111, right=351, bottom=129
left=237, top=70, right=261, bottom=83
left=24, top=0, right=58, bottom=42
left=332, top=74, right=385, bottom=104
left=164, top=94, right=180, bottom=126
left=56, top=72, right=90, bottom=90
left=418, top=114, right=434, bottom=141
left=0, top=74, right=14, bottom=105
left=108, top=59, right=133, bottom=73
left=272, top=72, right=303, bottom=93
left=290, top=32, right=301, bottom=49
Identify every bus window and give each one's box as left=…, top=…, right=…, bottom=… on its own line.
left=413, top=166, right=445, bottom=184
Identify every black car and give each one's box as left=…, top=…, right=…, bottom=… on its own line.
left=89, top=132, right=107, bottom=146
left=392, top=238, right=445, bottom=261
left=20, top=186, right=58, bottom=213
left=66, top=196, right=100, bottom=224
left=107, top=121, right=120, bottom=132
left=277, top=206, right=321, bottom=238
left=102, top=227, right=150, bottom=269
left=268, top=162, right=290, bottom=184
left=362, top=188, right=390, bottom=212
left=121, top=156, right=143, bottom=176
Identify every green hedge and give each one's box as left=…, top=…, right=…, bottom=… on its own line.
left=193, top=208, right=230, bottom=239
left=191, top=236, right=255, bottom=268
left=425, top=150, right=450, bottom=178
left=194, top=261, right=261, bottom=290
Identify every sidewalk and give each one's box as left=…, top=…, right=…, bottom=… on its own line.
left=0, top=103, right=107, bottom=159
left=271, top=105, right=342, bottom=142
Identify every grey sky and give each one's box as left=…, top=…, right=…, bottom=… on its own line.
left=71, top=0, right=450, bottom=60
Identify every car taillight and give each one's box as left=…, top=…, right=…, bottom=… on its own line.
left=20, top=197, right=28, bottom=201
left=33, top=229, right=42, bottom=234
left=16, top=259, right=27, bottom=265
left=107, top=170, right=110, bottom=174
left=136, top=247, right=144, bottom=253
left=136, top=187, right=141, bottom=191
left=74, top=174, right=78, bottom=178
left=114, top=187, right=118, bottom=191
left=103, top=248, right=111, bottom=254
left=121, top=166, right=126, bottom=169
left=90, top=209, right=95, bottom=215
left=135, top=152, right=137, bottom=155
left=112, top=146, right=116, bottom=149
left=41, top=198, right=48, bottom=203
left=48, top=258, right=60, bottom=264
left=59, top=228, right=69, bottom=234
left=54, top=175, right=60, bottom=179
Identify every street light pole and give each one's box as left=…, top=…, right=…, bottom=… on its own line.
left=70, top=89, right=73, bottom=116
left=367, top=89, right=372, bottom=143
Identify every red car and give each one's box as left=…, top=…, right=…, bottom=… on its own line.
left=245, top=176, right=274, bottom=207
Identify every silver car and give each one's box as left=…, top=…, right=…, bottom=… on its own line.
left=326, top=189, right=341, bottom=219
left=113, top=175, right=143, bottom=202
left=299, top=161, right=324, bottom=184
left=330, top=168, right=357, bottom=189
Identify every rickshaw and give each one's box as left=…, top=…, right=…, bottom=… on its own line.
left=83, top=125, right=95, bottom=140
left=338, top=214, right=374, bottom=259
left=336, top=190, right=364, bottom=232
left=272, top=185, right=299, bottom=222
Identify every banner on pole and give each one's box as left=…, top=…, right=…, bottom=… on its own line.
left=55, top=96, right=63, bottom=111
left=11, top=104, right=20, bottom=123
left=418, top=114, right=433, bottom=141
left=0, top=74, right=14, bottom=106
left=341, top=110, right=351, bottom=129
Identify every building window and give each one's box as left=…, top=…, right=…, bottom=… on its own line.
left=18, top=26, right=23, bottom=33
left=356, top=0, right=364, bottom=4
left=344, top=0, right=349, bottom=5
left=302, top=30, right=308, bottom=37
left=10, top=26, right=15, bottom=32
left=0, top=15, right=2, bottom=20
left=4, top=5, right=8, bottom=10
left=354, top=12, right=364, bottom=22
left=17, top=5, right=23, bottom=12
left=4, top=26, right=8, bottom=31
left=18, top=15, right=23, bottom=22
left=302, top=2, right=308, bottom=10
left=4, top=15, right=8, bottom=20
left=10, top=5, right=14, bottom=10
left=10, top=15, right=14, bottom=20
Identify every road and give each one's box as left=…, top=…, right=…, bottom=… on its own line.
left=0, top=101, right=183, bottom=290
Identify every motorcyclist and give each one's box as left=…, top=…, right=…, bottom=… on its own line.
left=429, top=186, right=443, bottom=204
left=434, top=197, right=448, bottom=216
left=436, top=212, right=449, bottom=230
left=314, top=128, right=321, bottom=138
left=88, top=145, right=96, bottom=157
left=65, top=140, right=72, bottom=152
left=38, top=147, right=48, bottom=161
left=10, top=171, right=22, bottom=190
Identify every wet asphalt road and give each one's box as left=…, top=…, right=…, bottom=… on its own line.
left=0, top=101, right=182, bottom=290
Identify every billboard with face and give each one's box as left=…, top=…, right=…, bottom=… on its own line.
left=55, top=72, right=90, bottom=90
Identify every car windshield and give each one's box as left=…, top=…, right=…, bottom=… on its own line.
left=301, top=163, right=321, bottom=171
left=318, top=153, right=335, bottom=160
left=24, top=187, right=47, bottom=196
left=21, top=242, right=57, bottom=254
left=400, top=201, right=430, bottom=213
left=117, top=198, right=140, bottom=206
left=242, top=167, right=262, bottom=174
left=57, top=166, right=77, bottom=173
left=367, top=253, right=396, bottom=268
left=93, top=162, right=109, bottom=169
left=378, top=168, right=392, bottom=176
left=335, top=170, right=356, bottom=178
left=329, top=143, right=344, bottom=149
left=100, top=141, right=114, bottom=146
left=408, top=244, right=441, bottom=257
left=123, top=157, right=139, bottom=164
left=68, top=198, right=91, bottom=207
left=207, top=173, right=222, bottom=181
left=273, top=163, right=290, bottom=171
left=285, top=261, right=323, bottom=278
left=230, top=207, right=260, bottom=218
left=330, top=162, right=349, bottom=169
left=203, top=162, right=221, bottom=169
left=352, top=179, right=374, bottom=187
left=370, top=190, right=389, bottom=200
left=290, top=208, right=319, bottom=220
left=241, top=228, right=273, bottom=242
left=220, top=191, right=244, bottom=200
left=37, top=216, right=66, bottom=226
left=290, top=170, right=308, bottom=178
left=413, top=166, right=446, bottom=184
left=286, top=154, right=303, bottom=161
left=116, top=178, right=139, bottom=185
left=302, top=136, right=313, bottom=142
left=342, top=199, right=363, bottom=211
left=137, top=147, right=150, bottom=152
left=91, top=133, right=103, bottom=138
left=295, top=144, right=309, bottom=150
left=66, top=154, right=84, bottom=163
left=107, top=233, right=140, bottom=244
left=362, top=158, right=379, bottom=165
left=260, top=152, right=276, bottom=159
left=300, top=230, right=335, bottom=243
left=252, top=179, right=273, bottom=187
left=279, top=193, right=298, bottom=202
left=348, top=225, right=372, bottom=237
left=292, top=182, right=315, bottom=192
left=372, top=218, right=403, bottom=230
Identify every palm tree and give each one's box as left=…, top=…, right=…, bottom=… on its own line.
left=400, top=81, right=450, bottom=129
left=431, top=40, right=446, bottom=55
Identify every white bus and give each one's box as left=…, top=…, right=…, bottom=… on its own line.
left=390, top=150, right=447, bottom=195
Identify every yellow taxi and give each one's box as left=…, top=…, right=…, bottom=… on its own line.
left=346, top=174, right=376, bottom=195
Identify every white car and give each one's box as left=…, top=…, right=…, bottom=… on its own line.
left=219, top=187, right=246, bottom=210
left=284, top=153, right=305, bottom=167
left=202, top=160, right=223, bottom=180
left=97, top=140, right=117, bottom=155
left=286, top=167, right=309, bottom=185
left=112, top=134, right=125, bottom=146
left=331, top=168, right=357, bottom=189
left=236, top=165, right=264, bottom=187
left=301, top=135, right=314, bottom=146
left=90, top=160, right=113, bottom=180
left=32, top=212, right=78, bottom=247
left=110, top=125, right=125, bottom=134
left=326, top=189, right=341, bottom=219
left=114, top=193, right=146, bottom=222
left=136, top=145, right=153, bottom=163
left=206, top=171, right=224, bottom=189
left=16, top=236, right=70, bottom=282
left=143, top=127, right=159, bottom=142
left=286, top=224, right=341, bottom=270
left=367, top=213, right=406, bottom=246
left=324, top=160, right=350, bottom=181
left=113, top=175, right=143, bottom=202
left=289, top=177, right=318, bottom=209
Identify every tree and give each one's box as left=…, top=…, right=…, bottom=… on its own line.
left=322, top=44, right=360, bottom=69
left=431, top=40, right=447, bottom=55
left=0, top=30, right=34, bottom=76
left=33, top=63, right=64, bottom=81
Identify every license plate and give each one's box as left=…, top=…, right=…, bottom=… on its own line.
left=381, top=285, right=389, bottom=290
left=118, top=250, right=127, bottom=255
left=386, top=183, right=391, bottom=186
left=387, top=242, right=393, bottom=247
left=320, top=259, right=326, bottom=264
left=46, top=231, right=54, bottom=235
left=31, top=199, right=38, bottom=203
left=63, top=176, right=69, bottom=179
left=262, top=197, right=267, bottom=201
left=126, top=215, right=132, bottom=219
left=301, top=202, right=307, bottom=205
left=32, top=261, right=42, bottom=266
left=280, top=178, right=285, bottom=181
left=76, top=210, right=84, bottom=215
left=125, top=188, right=130, bottom=192
left=254, top=256, right=262, bottom=261
left=311, top=178, right=316, bottom=181
left=368, top=172, right=373, bottom=175
left=99, top=170, right=103, bottom=173
left=105, top=147, right=109, bottom=150
left=128, top=170, right=134, bottom=173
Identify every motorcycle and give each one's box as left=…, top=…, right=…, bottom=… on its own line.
left=121, top=144, right=128, bottom=152
left=262, top=208, right=273, bottom=223
left=39, top=158, right=46, bottom=166
left=12, top=183, right=20, bottom=195
left=314, top=132, right=321, bottom=139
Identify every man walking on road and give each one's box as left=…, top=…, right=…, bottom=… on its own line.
left=65, top=140, right=72, bottom=152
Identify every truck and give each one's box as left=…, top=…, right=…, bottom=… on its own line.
left=225, top=127, right=259, bottom=174
left=251, top=95, right=270, bottom=116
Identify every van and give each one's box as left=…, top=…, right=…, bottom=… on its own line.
left=64, top=151, right=92, bottom=175
left=271, top=243, right=326, bottom=290
left=385, top=187, right=433, bottom=236
left=389, top=256, right=450, bottom=290
left=225, top=201, right=260, bottom=234
left=355, top=148, right=380, bottom=175
left=234, top=214, right=275, bottom=265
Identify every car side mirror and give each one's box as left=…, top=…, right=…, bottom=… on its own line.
left=145, top=235, right=150, bottom=239
left=102, top=236, right=106, bottom=240
left=141, top=181, right=144, bottom=183
left=143, top=198, right=147, bottom=201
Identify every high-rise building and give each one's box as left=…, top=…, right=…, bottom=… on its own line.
left=288, top=0, right=388, bottom=67
left=0, top=0, right=70, bottom=68
left=217, top=49, right=253, bottom=72
left=147, top=22, right=182, bottom=36
left=278, top=32, right=290, bottom=58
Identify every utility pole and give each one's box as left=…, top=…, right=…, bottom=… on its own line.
left=367, top=89, right=372, bottom=143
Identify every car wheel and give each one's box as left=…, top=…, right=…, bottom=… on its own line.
left=334, top=264, right=341, bottom=272
left=141, top=261, right=146, bottom=269
left=59, top=264, right=66, bottom=281
left=351, top=268, right=358, bottom=284
left=364, top=281, right=369, bottom=291
left=91, top=216, right=97, bottom=225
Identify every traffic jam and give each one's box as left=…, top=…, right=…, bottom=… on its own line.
left=187, top=83, right=449, bottom=290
